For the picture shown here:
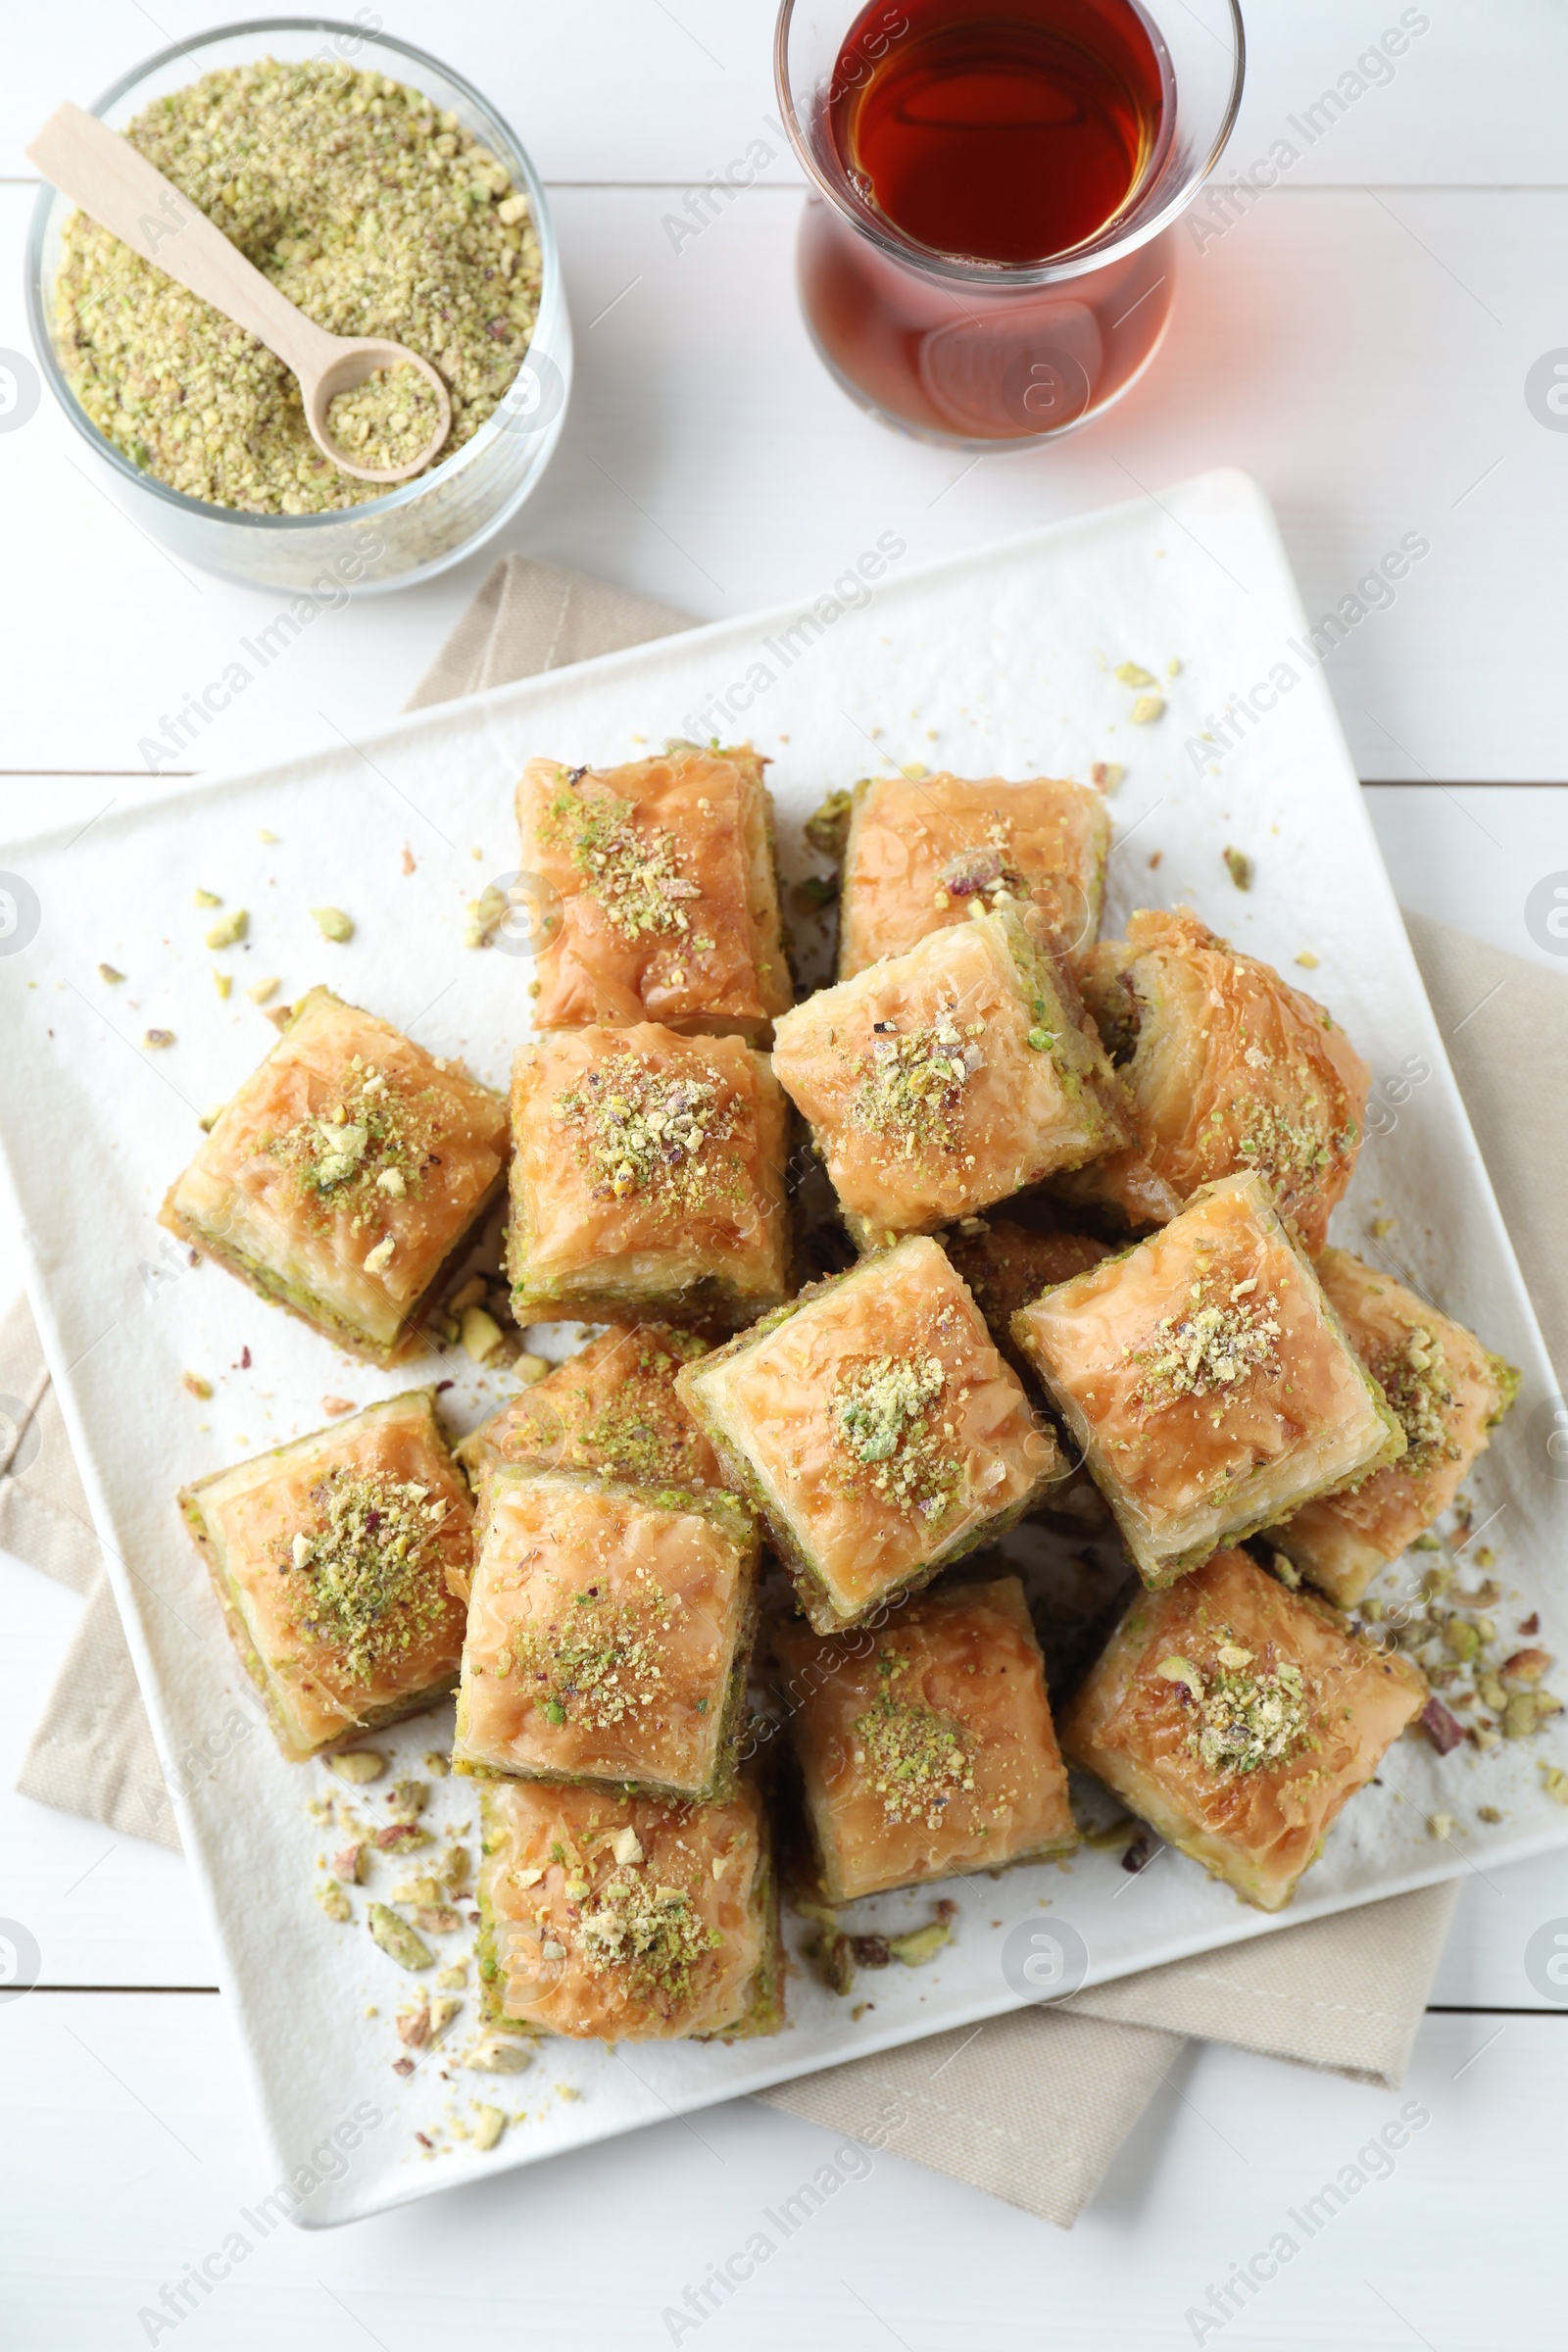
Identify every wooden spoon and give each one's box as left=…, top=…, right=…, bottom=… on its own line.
left=28, top=100, right=452, bottom=485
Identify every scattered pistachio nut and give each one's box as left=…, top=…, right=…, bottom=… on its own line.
left=212, top=970, right=232, bottom=1001
left=364, top=1234, right=396, bottom=1276
left=144, top=1028, right=175, bottom=1049
left=464, top=2034, right=534, bottom=2075
left=1090, top=760, right=1123, bottom=793
left=327, top=1749, right=387, bottom=1785
left=193, top=888, right=222, bottom=908
left=1295, top=950, right=1320, bottom=969
left=470, top=2104, right=507, bottom=2153
left=888, top=1919, right=952, bottom=1968
left=435, top=1963, right=467, bottom=1991
left=315, top=1882, right=353, bottom=1923
left=181, top=1372, right=213, bottom=1400
left=206, top=909, right=248, bottom=950
left=198, top=1104, right=225, bottom=1133
left=513, top=1351, right=552, bottom=1387
left=311, top=906, right=355, bottom=944
left=1114, top=662, right=1156, bottom=687
left=423, top=1750, right=451, bottom=1779
left=247, top=976, right=279, bottom=1005
left=367, top=1902, right=435, bottom=1973
left=1223, top=847, right=1252, bottom=891
left=98, top=963, right=124, bottom=984
left=461, top=1305, right=505, bottom=1363
left=415, top=1905, right=465, bottom=1936
left=1129, top=694, right=1165, bottom=723
left=1428, top=1812, right=1457, bottom=1840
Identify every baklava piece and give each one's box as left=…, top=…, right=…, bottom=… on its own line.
left=678, top=1235, right=1063, bottom=1634
left=160, top=987, right=508, bottom=1363
left=837, top=770, right=1110, bottom=979
left=773, top=1576, right=1077, bottom=1902
left=475, top=1776, right=782, bottom=2040
left=1011, top=1173, right=1404, bottom=1589
left=1060, top=1546, right=1428, bottom=1911
left=507, top=1024, right=790, bottom=1327
left=770, top=904, right=1125, bottom=1248
left=454, top=1470, right=759, bottom=1801
left=1271, top=1250, right=1520, bottom=1608
left=177, top=1391, right=470, bottom=1763
left=455, top=1323, right=720, bottom=1494
left=1071, top=909, right=1370, bottom=1247
left=517, top=744, right=791, bottom=1041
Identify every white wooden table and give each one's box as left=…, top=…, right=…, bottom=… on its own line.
left=3, top=4, right=1566, bottom=2342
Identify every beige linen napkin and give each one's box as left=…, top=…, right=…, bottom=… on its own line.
left=10, top=557, right=1563, bottom=2226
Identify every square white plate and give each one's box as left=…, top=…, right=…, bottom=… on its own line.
left=3, top=468, right=1564, bottom=2226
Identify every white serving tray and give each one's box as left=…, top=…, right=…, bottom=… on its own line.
left=3, top=469, right=1563, bottom=2227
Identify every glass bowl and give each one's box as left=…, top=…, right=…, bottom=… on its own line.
left=25, top=18, right=572, bottom=595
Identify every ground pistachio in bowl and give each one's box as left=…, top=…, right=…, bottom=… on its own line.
left=50, top=59, right=543, bottom=514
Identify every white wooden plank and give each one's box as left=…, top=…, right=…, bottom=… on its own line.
left=1363, top=785, right=1568, bottom=971
left=3, top=182, right=1567, bottom=784
left=0, top=1995, right=1561, bottom=2345
left=4, top=0, right=1568, bottom=186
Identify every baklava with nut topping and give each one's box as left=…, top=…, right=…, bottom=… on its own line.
left=1060, top=1546, right=1428, bottom=1910
left=160, top=987, right=509, bottom=1363
left=1270, top=1250, right=1520, bottom=1609
left=1066, top=909, right=1371, bottom=1246
left=678, top=1235, right=1063, bottom=1634
left=475, top=1776, right=783, bottom=2040
left=834, top=770, right=1110, bottom=980
left=507, top=1024, right=790, bottom=1327
left=516, top=744, right=791, bottom=1041
left=1011, top=1173, right=1405, bottom=1589
left=177, top=1391, right=470, bottom=1763
left=770, top=903, right=1125, bottom=1250
left=453, top=1468, right=759, bottom=1801
left=773, top=1576, right=1077, bottom=1902
left=454, top=1321, right=721, bottom=1540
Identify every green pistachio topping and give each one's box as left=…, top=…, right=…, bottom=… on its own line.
left=853, top=1649, right=975, bottom=1828
left=287, top=1466, right=453, bottom=1682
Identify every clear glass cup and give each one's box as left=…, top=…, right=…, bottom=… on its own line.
left=25, top=18, right=572, bottom=594
left=774, top=0, right=1244, bottom=447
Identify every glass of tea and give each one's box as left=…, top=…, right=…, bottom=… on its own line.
left=774, top=0, right=1245, bottom=444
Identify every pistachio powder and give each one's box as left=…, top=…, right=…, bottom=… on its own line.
left=53, top=60, right=542, bottom=513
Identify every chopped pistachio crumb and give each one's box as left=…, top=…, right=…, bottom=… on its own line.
left=286, top=1469, right=453, bottom=1683
left=53, top=60, right=542, bottom=514
left=315, top=1882, right=353, bottom=1924
left=311, top=906, right=355, bottom=944
left=248, top=976, right=279, bottom=1005
left=258, top=830, right=279, bottom=845
left=181, top=1371, right=213, bottom=1400
left=853, top=1650, right=974, bottom=1828
left=367, top=1902, right=434, bottom=1973
left=513, top=1585, right=675, bottom=1733
left=1295, top=950, right=1320, bottom=969
left=144, top=1029, right=175, bottom=1049
left=194, top=888, right=222, bottom=908
left=98, top=963, right=124, bottom=984
left=461, top=1306, right=505, bottom=1363
left=470, top=2104, right=507, bottom=2152
left=463, top=2033, right=534, bottom=2074
left=1091, top=761, right=1123, bottom=794
left=1126, top=1280, right=1282, bottom=1414
left=851, top=1015, right=979, bottom=1155
left=213, top=969, right=232, bottom=1001
left=1114, top=662, right=1157, bottom=688
left=888, top=1918, right=953, bottom=1967
left=545, top=781, right=697, bottom=940
left=557, top=1048, right=741, bottom=1213
left=206, top=908, right=248, bottom=950
left=834, top=1351, right=959, bottom=1520
left=1223, top=848, right=1252, bottom=892
left=1172, top=1638, right=1311, bottom=1776
left=198, top=1104, right=225, bottom=1132
left=1130, top=694, right=1165, bottom=723
left=327, top=1748, right=387, bottom=1784
left=1377, top=1325, right=1453, bottom=1468
left=578, top=1871, right=721, bottom=2000
left=325, top=361, right=445, bottom=469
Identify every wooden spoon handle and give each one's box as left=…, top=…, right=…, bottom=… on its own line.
left=27, top=101, right=338, bottom=383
